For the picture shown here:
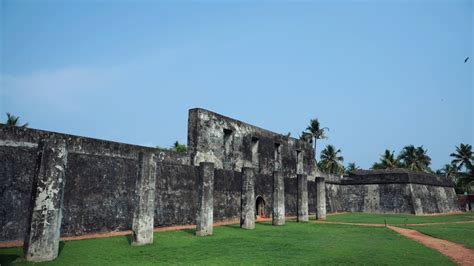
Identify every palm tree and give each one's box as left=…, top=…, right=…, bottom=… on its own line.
left=318, top=144, right=344, bottom=174
left=371, top=150, right=400, bottom=169
left=5, top=113, right=28, bottom=127
left=436, top=163, right=458, bottom=180
left=299, top=131, right=313, bottom=144
left=345, top=162, right=359, bottom=175
left=397, top=145, right=431, bottom=172
left=172, top=141, right=187, bottom=152
left=303, top=118, right=329, bottom=161
left=450, top=144, right=473, bottom=171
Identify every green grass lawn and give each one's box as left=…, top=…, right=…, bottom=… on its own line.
left=324, top=212, right=474, bottom=225
left=0, top=221, right=455, bottom=265
left=404, top=222, right=474, bottom=249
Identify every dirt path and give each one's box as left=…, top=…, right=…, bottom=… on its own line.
left=389, top=226, right=474, bottom=266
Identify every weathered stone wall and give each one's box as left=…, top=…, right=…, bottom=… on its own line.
left=325, top=183, right=344, bottom=213
left=214, top=169, right=241, bottom=221
left=155, top=163, right=198, bottom=227
left=409, top=184, right=459, bottom=214
left=0, top=109, right=461, bottom=246
left=0, top=144, right=36, bottom=243
left=0, top=125, right=192, bottom=242
left=188, top=108, right=318, bottom=178
left=324, top=169, right=460, bottom=214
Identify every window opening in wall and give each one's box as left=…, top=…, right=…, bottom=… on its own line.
left=274, top=143, right=282, bottom=171
left=223, top=129, right=233, bottom=170
left=296, top=150, right=303, bottom=174
left=251, top=137, right=259, bottom=171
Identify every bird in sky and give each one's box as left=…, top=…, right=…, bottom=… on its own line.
left=465, top=57, right=470, bottom=63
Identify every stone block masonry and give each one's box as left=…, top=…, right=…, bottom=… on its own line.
left=24, top=139, right=68, bottom=262
left=132, top=152, right=157, bottom=245
left=0, top=108, right=460, bottom=253
left=272, top=171, right=285, bottom=225
left=316, top=177, right=326, bottom=220
left=297, top=174, right=309, bottom=222
left=241, top=167, right=255, bottom=229
left=196, top=162, right=215, bottom=236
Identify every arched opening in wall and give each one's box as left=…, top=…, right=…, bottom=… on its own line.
left=255, top=196, right=266, bottom=218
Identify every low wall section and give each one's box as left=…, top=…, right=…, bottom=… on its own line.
left=0, top=125, right=318, bottom=243
left=325, top=169, right=459, bottom=214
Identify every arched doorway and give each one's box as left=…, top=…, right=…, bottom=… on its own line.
left=256, top=196, right=266, bottom=218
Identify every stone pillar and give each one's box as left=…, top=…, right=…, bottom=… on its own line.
left=297, top=174, right=308, bottom=222
left=24, top=139, right=68, bottom=262
left=272, top=171, right=285, bottom=225
left=132, top=152, right=157, bottom=246
left=315, top=177, right=326, bottom=220
left=241, top=167, right=255, bottom=229
left=196, top=162, right=214, bottom=236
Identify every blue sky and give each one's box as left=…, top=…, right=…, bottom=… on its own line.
left=1, top=0, right=472, bottom=170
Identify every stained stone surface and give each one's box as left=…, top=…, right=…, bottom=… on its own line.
left=297, top=174, right=308, bottom=222
left=0, top=109, right=461, bottom=245
left=187, top=108, right=318, bottom=177
left=196, top=162, right=214, bottom=236
left=24, top=139, right=67, bottom=262
left=241, top=167, right=255, bottom=229
left=324, top=169, right=460, bottom=215
left=132, top=152, right=157, bottom=246
left=272, top=171, right=285, bottom=225
left=316, top=177, right=326, bottom=220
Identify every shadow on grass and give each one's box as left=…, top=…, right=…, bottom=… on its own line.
left=181, top=229, right=196, bottom=236
left=0, top=254, right=20, bottom=266
left=58, top=241, right=66, bottom=256
left=256, top=222, right=273, bottom=226
left=222, top=224, right=241, bottom=230
left=125, top=234, right=133, bottom=245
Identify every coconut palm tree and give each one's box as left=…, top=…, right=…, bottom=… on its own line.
left=318, top=144, right=344, bottom=174
left=371, top=150, right=400, bottom=169
left=397, top=145, right=431, bottom=172
left=437, top=163, right=458, bottom=180
left=303, top=118, right=329, bottom=161
left=345, top=162, right=359, bottom=175
left=450, top=144, right=473, bottom=171
left=5, top=113, right=28, bottom=127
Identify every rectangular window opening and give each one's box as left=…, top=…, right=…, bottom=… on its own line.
left=274, top=143, right=282, bottom=171
left=251, top=137, right=260, bottom=171
left=296, top=150, right=303, bottom=174
left=223, top=129, right=233, bottom=170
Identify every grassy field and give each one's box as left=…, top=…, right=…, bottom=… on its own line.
left=0, top=221, right=455, bottom=265
left=324, top=212, right=474, bottom=225
left=404, top=222, right=474, bottom=249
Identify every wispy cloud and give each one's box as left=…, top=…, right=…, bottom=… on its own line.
left=1, top=66, right=125, bottom=112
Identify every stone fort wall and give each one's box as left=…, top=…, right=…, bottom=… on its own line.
left=0, top=108, right=459, bottom=245
left=325, top=169, right=459, bottom=214
left=0, top=109, right=319, bottom=243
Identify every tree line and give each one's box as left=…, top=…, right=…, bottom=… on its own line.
left=300, top=117, right=473, bottom=193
